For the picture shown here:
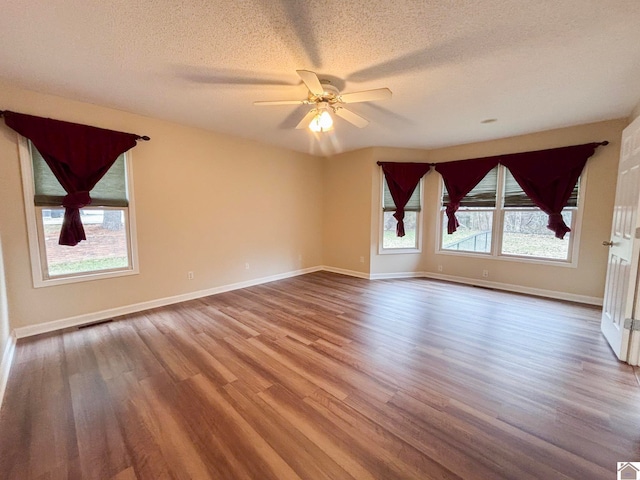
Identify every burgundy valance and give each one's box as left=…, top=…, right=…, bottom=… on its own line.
left=2, top=111, right=148, bottom=246
left=498, top=143, right=601, bottom=238
left=378, top=162, right=431, bottom=237
left=436, top=142, right=606, bottom=239
left=435, top=158, right=499, bottom=234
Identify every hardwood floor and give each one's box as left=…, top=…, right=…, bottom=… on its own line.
left=1, top=272, right=639, bottom=479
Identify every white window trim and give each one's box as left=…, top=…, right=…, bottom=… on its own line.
left=379, top=174, right=423, bottom=255
left=18, top=135, right=140, bottom=287
left=435, top=164, right=587, bottom=267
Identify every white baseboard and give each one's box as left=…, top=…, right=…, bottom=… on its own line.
left=12, top=265, right=603, bottom=339
left=0, top=333, right=16, bottom=410
left=369, top=271, right=424, bottom=280
left=321, top=265, right=370, bottom=279
left=318, top=266, right=603, bottom=305
left=14, top=266, right=323, bottom=339
left=422, top=272, right=603, bottom=306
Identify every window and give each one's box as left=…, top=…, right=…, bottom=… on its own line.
left=500, top=169, right=577, bottom=260
left=381, top=176, right=422, bottom=252
left=439, top=165, right=582, bottom=263
left=19, top=137, right=139, bottom=286
left=441, top=167, right=497, bottom=254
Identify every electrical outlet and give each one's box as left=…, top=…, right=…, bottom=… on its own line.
left=437, top=265, right=443, bottom=272
left=245, top=262, right=250, bottom=270
left=359, top=256, right=365, bottom=263
left=188, top=271, right=194, bottom=280
left=482, top=269, right=489, bottom=278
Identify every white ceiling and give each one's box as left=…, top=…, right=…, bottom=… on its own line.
left=1, top=1, right=640, bottom=156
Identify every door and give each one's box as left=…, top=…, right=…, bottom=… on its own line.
left=601, top=115, right=640, bottom=363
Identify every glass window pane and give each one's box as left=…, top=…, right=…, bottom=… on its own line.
left=42, top=208, right=130, bottom=277
left=441, top=210, right=493, bottom=253
left=383, top=211, right=417, bottom=249
left=501, top=210, right=571, bottom=260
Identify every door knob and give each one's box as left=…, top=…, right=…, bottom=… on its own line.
left=602, top=241, right=614, bottom=246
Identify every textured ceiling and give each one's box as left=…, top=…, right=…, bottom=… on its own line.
left=1, top=1, right=640, bottom=156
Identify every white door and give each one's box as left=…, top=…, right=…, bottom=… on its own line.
left=601, top=115, right=640, bottom=364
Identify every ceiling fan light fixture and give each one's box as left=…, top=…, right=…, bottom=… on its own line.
left=309, top=109, right=333, bottom=133
left=255, top=70, right=391, bottom=132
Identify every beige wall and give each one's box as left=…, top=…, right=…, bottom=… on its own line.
left=422, top=120, right=624, bottom=300
left=322, top=149, right=373, bottom=273
left=0, top=233, right=9, bottom=359
left=0, top=79, right=629, bottom=333
left=369, top=147, right=432, bottom=276
left=631, top=100, right=640, bottom=122
left=324, top=119, right=626, bottom=301
left=0, top=82, right=323, bottom=330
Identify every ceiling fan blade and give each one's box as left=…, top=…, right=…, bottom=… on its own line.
left=296, top=70, right=324, bottom=96
left=334, top=108, right=369, bottom=128
left=254, top=100, right=306, bottom=106
left=295, top=109, right=318, bottom=129
left=339, top=88, right=392, bottom=104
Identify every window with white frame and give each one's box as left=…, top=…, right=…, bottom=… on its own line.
left=19, top=137, right=139, bottom=286
left=441, top=167, right=497, bottom=254
left=439, top=165, right=581, bottom=262
left=381, top=176, right=422, bottom=251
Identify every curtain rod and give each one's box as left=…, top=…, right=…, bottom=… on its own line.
left=0, top=110, right=150, bottom=141
left=376, top=140, right=610, bottom=166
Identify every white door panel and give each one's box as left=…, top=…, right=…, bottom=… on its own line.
left=601, top=116, right=640, bottom=363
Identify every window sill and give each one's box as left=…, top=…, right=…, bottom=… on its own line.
left=497, top=252, right=577, bottom=268
left=436, top=249, right=577, bottom=268
left=379, top=248, right=422, bottom=255
left=33, top=266, right=139, bottom=288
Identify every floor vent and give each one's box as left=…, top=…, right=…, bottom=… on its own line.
left=78, top=319, right=113, bottom=329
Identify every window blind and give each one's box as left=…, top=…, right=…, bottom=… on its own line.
left=503, top=169, right=579, bottom=208
left=31, top=142, right=128, bottom=207
left=442, top=166, right=498, bottom=207
left=383, top=177, right=421, bottom=211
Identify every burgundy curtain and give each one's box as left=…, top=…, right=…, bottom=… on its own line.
left=499, top=143, right=601, bottom=239
left=435, top=158, right=499, bottom=234
left=378, top=162, right=431, bottom=236
left=3, top=111, right=140, bottom=246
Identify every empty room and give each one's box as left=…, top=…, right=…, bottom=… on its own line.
left=1, top=1, right=640, bottom=479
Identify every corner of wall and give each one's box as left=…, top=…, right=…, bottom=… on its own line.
left=630, top=99, right=640, bottom=123
left=0, top=332, right=16, bottom=410
left=322, top=148, right=375, bottom=275
left=364, top=120, right=624, bottom=301
left=0, top=232, right=14, bottom=410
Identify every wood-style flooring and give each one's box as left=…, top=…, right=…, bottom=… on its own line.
left=1, top=272, right=639, bottom=479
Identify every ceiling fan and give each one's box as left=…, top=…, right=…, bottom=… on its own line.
left=254, top=70, right=392, bottom=132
